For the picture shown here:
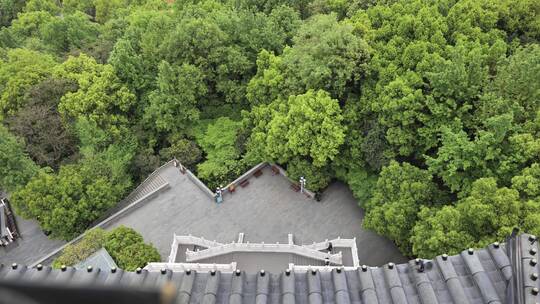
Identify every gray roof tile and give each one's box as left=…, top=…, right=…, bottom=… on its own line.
left=408, top=260, right=438, bottom=304
left=383, top=264, right=409, bottom=304
left=202, top=271, right=220, bottom=304
left=255, top=271, right=270, bottom=304
left=488, top=243, right=512, bottom=281
left=229, top=270, right=243, bottom=304
left=358, top=267, right=380, bottom=304
left=5, top=233, right=540, bottom=304
left=332, top=268, right=351, bottom=304
left=461, top=249, right=502, bottom=303
left=281, top=270, right=295, bottom=304
left=177, top=271, right=194, bottom=303
left=307, top=270, right=323, bottom=304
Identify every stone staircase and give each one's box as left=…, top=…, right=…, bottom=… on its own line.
left=123, top=173, right=168, bottom=206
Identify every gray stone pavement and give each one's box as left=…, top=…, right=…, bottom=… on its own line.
left=105, top=165, right=407, bottom=266
left=0, top=215, right=65, bottom=265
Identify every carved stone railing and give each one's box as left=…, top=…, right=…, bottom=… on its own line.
left=168, top=234, right=225, bottom=262
left=303, top=237, right=359, bottom=267
left=185, top=242, right=342, bottom=265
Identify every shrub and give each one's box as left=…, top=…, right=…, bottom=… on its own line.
left=53, top=226, right=161, bottom=270
left=52, top=228, right=107, bottom=268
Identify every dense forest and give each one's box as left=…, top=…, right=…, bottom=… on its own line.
left=0, top=0, right=538, bottom=258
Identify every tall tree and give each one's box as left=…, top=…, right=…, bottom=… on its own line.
left=197, top=117, right=243, bottom=188
left=411, top=206, right=474, bottom=258
left=0, top=125, right=38, bottom=193
left=40, top=11, right=100, bottom=54
left=11, top=144, right=133, bottom=240
left=55, top=54, right=136, bottom=137
left=363, top=161, right=442, bottom=254
left=143, top=61, right=205, bottom=133
left=4, top=78, right=78, bottom=169
left=0, top=0, right=25, bottom=27
left=247, top=13, right=369, bottom=104
left=245, top=89, right=346, bottom=167
left=0, top=48, right=56, bottom=116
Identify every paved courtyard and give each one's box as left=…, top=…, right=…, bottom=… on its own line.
left=105, top=165, right=407, bottom=266
left=0, top=215, right=65, bottom=265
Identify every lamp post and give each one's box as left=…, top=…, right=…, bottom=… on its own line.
left=215, top=185, right=223, bottom=204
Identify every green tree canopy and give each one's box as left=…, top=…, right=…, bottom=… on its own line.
left=411, top=177, right=539, bottom=258
left=0, top=48, right=56, bottom=116
left=4, top=78, right=78, bottom=169
left=114, top=242, right=161, bottom=271
left=143, top=61, right=205, bottom=133
left=246, top=89, right=346, bottom=167
left=197, top=117, right=244, bottom=188
left=363, top=161, right=442, bottom=253
left=53, top=226, right=161, bottom=271
left=40, top=11, right=100, bottom=54
left=55, top=54, right=136, bottom=137
left=104, top=226, right=143, bottom=254
left=23, top=0, right=60, bottom=15
left=0, top=0, right=25, bottom=27
left=11, top=141, right=133, bottom=239
left=0, top=125, right=38, bottom=192
left=247, top=13, right=368, bottom=104
left=52, top=228, right=108, bottom=268
left=159, top=137, right=202, bottom=170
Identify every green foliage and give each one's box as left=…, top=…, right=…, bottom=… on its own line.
left=52, top=228, right=108, bottom=268
left=247, top=14, right=368, bottom=104
left=55, top=54, right=136, bottom=137
left=0, top=48, right=56, bottom=116
left=335, top=163, right=378, bottom=203
left=0, top=0, right=25, bottom=27
left=487, top=45, right=540, bottom=125
left=160, top=138, right=202, bottom=170
left=232, top=0, right=311, bottom=17
left=40, top=11, right=100, bottom=53
left=114, top=242, right=161, bottom=271
left=512, top=164, right=540, bottom=200
left=24, top=0, right=60, bottom=15
left=0, top=11, right=53, bottom=49
left=53, top=226, right=160, bottom=271
left=246, top=89, right=345, bottom=167
left=144, top=61, right=204, bottom=133
left=104, top=226, right=160, bottom=271
left=426, top=113, right=539, bottom=196
left=4, top=78, right=78, bottom=169
left=11, top=140, right=133, bottom=239
left=363, top=161, right=441, bottom=253
left=411, top=206, right=474, bottom=258
left=0, top=125, right=39, bottom=192
left=411, top=177, right=534, bottom=258
left=197, top=117, right=244, bottom=188
left=286, top=157, right=331, bottom=191
left=61, top=0, right=95, bottom=18
left=103, top=225, right=143, bottom=260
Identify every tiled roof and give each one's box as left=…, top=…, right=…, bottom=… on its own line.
left=3, top=233, right=540, bottom=303
left=74, top=248, right=117, bottom=271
